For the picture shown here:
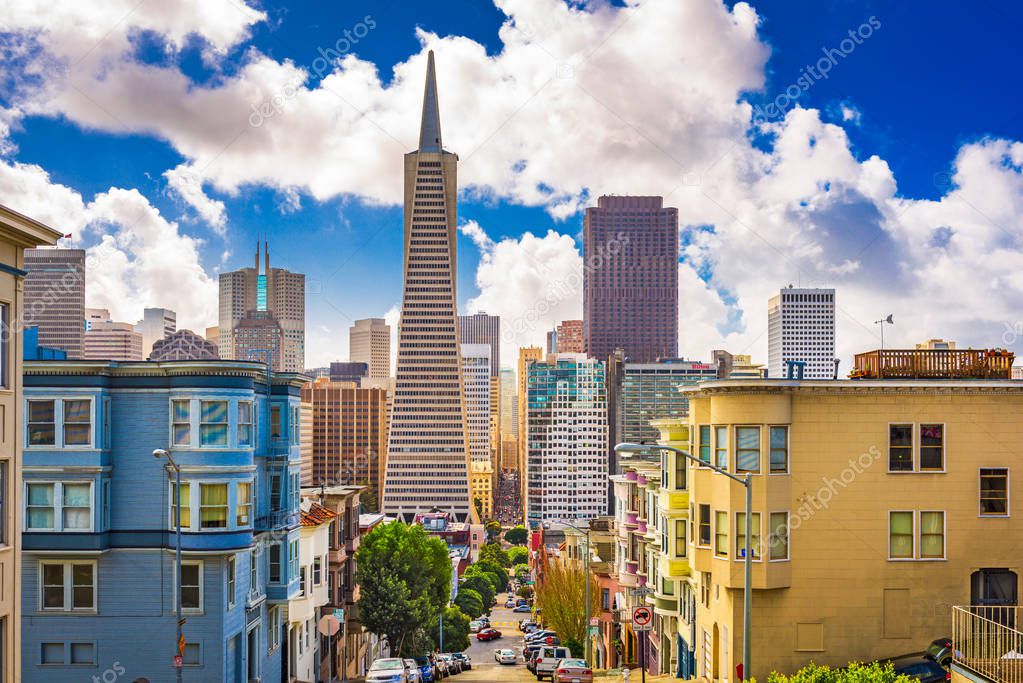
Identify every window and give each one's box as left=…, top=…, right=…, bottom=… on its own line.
left=70, top=642, right=95, bottom=665
left=675, top=519, right=686, bottom=558
left=270, top=473, right=282, bottom=512
left=199, top=483, right=228, bottom=529
left=698, top=425, right=710, bottom=464
left=41, top=561, right=95, bottom=611
left=889, top=425, right=913, bottom=471
left=980, top=468, right=1009, bottom=516
left=170, top=482, right=191, bottom=529
left=889, top=511, right=914, bottom=559
left=291, top=405, right=300, bottom=445
left=698, top=504, right=711, bottom=546
left=661, top=453, right=669, bottom=489
left=269, top=606, right=281, bottom=650
left=26, top=482, right=92, bottom=532
left=180, top=561, right=202, bottom=612
left=714, top=511, right=728, bottom=556
left=289, top=540, right=299, bottom=581
left=172, top=399, right=191, bottom=446
left=769, top=426, right=788, bottom=473
left=102, top=398, right=111, bottom=448
left=26, top=483, right=54, bottom=530
left=62, top=483, right=90, bottom=530
left=102, top=480, right=110, bottom=530
left=714, top=426, right=728, bottom=470
left=768, top=512, right=789, bottom=560
left=299, top=567, right=306, bottom=596
left=238, top=401, right=253, bottom=447
left=919, top=425, right=944, bottom=470
left=675, top=453, right=686, bottom=490
left=62, top=400, right=91, bottom=446
left=41, top=642, right=64, bottom=665
left=227, top=556, right=236, bottom=606
left=919, top=511, right=945, bottom=559
left=269, top=544, right=282, bottom=583
left=200, top=401, right=228, bottom=447
left=735, top=512, right=761, bottom=560
left=270, top=405, right=282, bottom=439
left=250, top=551, right=258, bottom=595
left=0, top=462, right=5, bottom=545
left=313, top=556, right=322, bottom=585
left=27, top=400, right=55, bottom=445
left=183, top=643, right=201, bottom=666
left=236, top=481, right=252, bottom=527
left=735, top=427, right=760, bottom=473
left=0, top=303, right=7, bottom=388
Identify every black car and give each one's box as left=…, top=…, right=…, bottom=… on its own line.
left=885, top=655, right=949, bottom=682
left=924, top=637, right=954, bottom=668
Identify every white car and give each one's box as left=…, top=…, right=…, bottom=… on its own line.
left=404, top=660, right=423, bottom=683
left=495, top=648, right=518, bottom=665
left=367, top=658, right=411, bottom=683
left=470, top=621, right=483, bottom=633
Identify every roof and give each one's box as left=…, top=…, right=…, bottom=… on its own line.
left=301, top=501, right=337, bottom=527
left=418, top=50, right=443, bottom=152
left=680, top=378, right=1023, bottom=395
left=359, top=512, right=387, bottom=529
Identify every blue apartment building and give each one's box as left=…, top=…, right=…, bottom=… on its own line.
left=20, top=359, right=306, bottom=682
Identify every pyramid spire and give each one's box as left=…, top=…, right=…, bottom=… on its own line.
left=418, top=50, right=443, bottom=152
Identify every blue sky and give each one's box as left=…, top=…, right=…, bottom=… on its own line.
left=2, top=1, right=1022, bottom=367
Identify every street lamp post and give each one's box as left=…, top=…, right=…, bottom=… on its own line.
left=614, top=442, right=753, bottom=682
left=154, top=448, right=184, bottom=683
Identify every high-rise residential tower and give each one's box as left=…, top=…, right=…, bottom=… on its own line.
left=583, top=196, right=678, bottom=362
left=349, top=318, right=391, bottom=381
left=458, top=312, right=500, bottom=376
left=767, top=286, right=836, bottom=379
left=24, top=248, right=85, bottom=358
left=382, top=52, right=473, bottom=522
left=135, top=307, right=176, bottom=358
left=218, top=242, right=305, bottom=372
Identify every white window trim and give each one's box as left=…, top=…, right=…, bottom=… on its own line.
left=169, top=397, right=193, bottom=449
left=917, top=422, right=947, bottom=473
left=733, top=511, right=763, bottom=562
left=767, top=510, right=790, bottom=562
left=887, top=422, right=915, bottom=473
left=170, top=397, right=247, bottom=451
left=177, top=559, right=204, bottom=615
left=24, top=481, right=95, bottom=533
left=198, top=399, right=231, bottom=450
left=713, top=425, right=728, bottom=472
left=674, top=518, right=687, bottom=559
left=236, top=479, right=254, bottom=529
left=733, top=425, right=762, bottom=476
left=767, top=425, right=790, bottom=476
left=170, top=479, right=249, bottom=532
left=268, top=606, right=282, bottom=652
left=238, top=400, right=254, bottom=448
left=918, top=510, right=947, bottom=561
left=887, top=510, right=915, bottom=561
left=38, top=560, right=97, bottom=613
left=169, top=481, right=193, bottom=532
left=227, top=555, right=237, bottom=609
left=978, top=467, right=1011, bottom=518
left=25, top=397, right=96, bottom=450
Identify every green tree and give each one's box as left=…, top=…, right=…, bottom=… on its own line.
left=453, top=588, right=485, bottom=619
left=425, top=606, right=470, bottom=653
left=517, top=585, right=533, bottom=600
left=767, top=662, right=913, bottom=683
left=512, top=563, right=530, bottom=580
left=505, top=525, right=528, bottom=545
left=460, top=571, right=496, bottom=607
left=485, top=520, right=502, bottom=540
left=534, top=560, right=599, bottom=652
left=356, top=521, right=452, bottom=657
left=473, top=497, right=484, bottom=520
left=480, top=543, right=511, bottom=568
left=508, top=547, right=529, bottom=565
left=476, top=559, right=509, bottom=591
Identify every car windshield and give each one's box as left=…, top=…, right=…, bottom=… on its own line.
left=559, top=660, right=587, bottom=668
left=372, top=660, right=405, bottom=670
left=415, top=657, right=430, bottom=665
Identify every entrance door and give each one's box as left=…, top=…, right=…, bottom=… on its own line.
left=247, top=626, right=260, bottom=681
left=971, top=569, right=1018, bottom=626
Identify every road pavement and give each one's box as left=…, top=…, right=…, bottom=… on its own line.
left=459, top=593, right=534, bottom=683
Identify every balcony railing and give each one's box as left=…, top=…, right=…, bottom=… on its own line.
left=852, top=349, right=1014, bottom=380
left=255, top=509, right=300, bottom=531
left=952, top=605, right=1023, bottom=683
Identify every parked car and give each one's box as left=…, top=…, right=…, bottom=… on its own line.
left=469, top=620, right=484, bottom=633
left=368, top=658, right=412, bottom=683
left=405, top=659, right=424, bottom=683
left=517, top=598, right=528, bottom=606
left=505, top=598, right=517, bottom=608
left=477, top=616, right=491, bottom=627
left=884, top=655, right=950, bottom=683
left=439, top=654, right=461, bottom=674
left=451, top=653, right=472, bottom=671
left=414, top=655, right=439, bottom=682
left=526, top=630, right=558, bottom=644
left=477, top=627, right=503, bottom=641
left=495, top=648, right=518, bottom=665
left=554, top=658, right=593, bottom=683
left=519, top=619, right=538, bottom=631
left=513, top=604, right=532, bottom=613
left=924, top=637, right=954, bottom=668
left=534, top=646, right=572, bottom=681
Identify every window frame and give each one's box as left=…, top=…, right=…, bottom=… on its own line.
left=269, top=543, right=282, bottom=583
left=697, top=504, right=711, bottom=548
left=768, top=425, right=789, bottom=475
left=888, top=510, right=915, bottom=561
left=979, top=467, right=1010, bottom=517
left=269, top=606, right=281, bottom=651
left=236, top=480, right=253, bottom=528
left=199, top=400, right=229, bottom=448
left=198, top=483, right=229, bottom=530
left=38, top=560, right=97, bottom=613
left=918, top=423, right=946, bottom=472
left=178, top=560, right=204, bottom=614
left=169, top=481, right=192, bottom=531
left=918, top=510, right=946, bottom=561
left=768, top=511, right=790, bottom=562
left=25, top=398, right=95, bottom=450
left=887, top=423, right=914, bottom=473
left=238, top=400, right=253, bottom=448
left=675, top=453, right=687, bottom=491
left=61, top=398, right=93, bottom=448
left=714, top=426, right=728, bottom=471
left=698, top=425, right=711, bottom=465
left=24, top=481, right=94, bottom=533
left=734, top=511, right=762, bottom=561
left=674, top=519, right=686, bottom=559
left=734, top=425, right=762, bottom=475
left=227, top=555, right=236, bottom=608
left=713, top=510, right=728, bottom=557
left=171, top=398, right=191, bottom=447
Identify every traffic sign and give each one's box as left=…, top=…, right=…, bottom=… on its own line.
left=587, top=626, right=599, bottom=637
left=632, top=605, right=653, bottom=631
left=318, top=614, right=342, bottom=637
left=173, top=656, right=183, bottom=668
left=589, top=617, right=599, bottom=627
left=333, top=608, right=345, bottom=622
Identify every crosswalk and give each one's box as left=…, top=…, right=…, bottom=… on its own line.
left=489, top=620, right=519, bottom=629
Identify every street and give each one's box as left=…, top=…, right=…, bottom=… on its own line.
left=460, top=593, right=533, bottom=683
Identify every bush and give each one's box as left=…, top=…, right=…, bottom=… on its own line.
left=508, top=546, right=530, bottom=565
left=766, top=662, right=915, bottom=683
left=505, top=525, right=528, bottom=545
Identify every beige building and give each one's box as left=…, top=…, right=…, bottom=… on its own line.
left=134, top=307, right=175, bottom=357
left=349, top=318, right=390, bottom=381
left=682, top=372, right=1023, bottom=680
left=24, top=248, right=85, bottom=358
left=0, top=204, right=62, bottom=682
left=470, top=459, right=494, bottom=520
left=516, top=346, right=542, bottom=504
left=83, top=321, right=143, bottom=361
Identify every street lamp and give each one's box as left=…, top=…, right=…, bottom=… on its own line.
left=615, top=442, right=753, bottom=682
left=154, top=448, right=184, bottom=683
left=551, top=520, right=592, bottom=667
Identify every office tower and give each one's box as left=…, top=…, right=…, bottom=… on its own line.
left=329, top=361, right=369, bottom=384
left=461, top=344, right=492, bottom=465
left=499, top=367, right=518, bottom=440
left=546, top=329, right=557, bottom=355
left=583, top=196, right=678, bottom=362
left=0, top=204, right=61, bottom=682
left=301, top=378, right=387, bottom=510
left=148, top=329, right=220, bottom=361
left=349, top=318, right=391, bottom=381
left=205, top=325, right=220, bottom=346
left=516, top=346, right=542, bottom=502
left=525, top=353, right=608, bottom=525
left=712, top=349, right=767, bottom=379
left=381, top=51, right=473, bottom=522
left=83, top=321, right=144, bottom=361
left=24, top=248, right=86, bottom=358
left=219, top=241, right=305, bottom=372
left=84, top=308, right=110, bottom=329
left=135, top=307, right=176, bottom=357
left=22, top=359, right=305, bottom=682
left=556, top=319, right=584, bottom=353
left=459, top=312, right=500, bottom=376
left=767, top=286, right=836, bottom=379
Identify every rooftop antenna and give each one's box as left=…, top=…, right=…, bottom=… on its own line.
left=874, top=314, right=894, bottom=350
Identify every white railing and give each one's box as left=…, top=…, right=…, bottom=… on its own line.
left=952, top=605, right=1023, bottom=683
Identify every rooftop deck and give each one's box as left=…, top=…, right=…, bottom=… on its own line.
left=851, top=349, right=1014, bottom=380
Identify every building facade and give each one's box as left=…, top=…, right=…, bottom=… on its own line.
left=517, top=347, right=542, bottom=504
left=329, top=361, right=369, bottom=384
left=219, top=242, right=305, bottom=372
left=461, top=343, right=492, bottom=465
left=82, top=321, right=144, bottom=361
left=525, top=354, right=608, bottom=526
left=583, top=196, right=678, bottom=363
left=498, top=367, right=517, bottom=469
left=21, top=360, right=305, bottom=682
left=767, top=286, right=836, bottom=379
left=555, top=320, right=585, bottom=354
left=382, top=51, right=474, bottom=522
left=148, top=329, right=220, bottom=362
left=470, top=460, right=494, bottom=520
left=349, top=318, right=391, bottom=382
left=24, top=248, right=85, bottom=359
left=290, top=501, right=333, bottom=682
left=458, top=312, right=500, bottom=376
left=135, top=307, right=176, bottom=358
left=611, top=356, right=717, bottom=445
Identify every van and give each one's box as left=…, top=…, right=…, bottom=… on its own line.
left=534, top=646, right=571, bottom=680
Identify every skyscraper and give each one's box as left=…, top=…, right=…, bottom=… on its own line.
left=349, top=318, right=391, bottom=381
left=516, top=346, right=542, bottom=502
left=767, top=286, right=836, bottom=379
left=461, top=343, right=492, bottom=465
left=218, top=242, right=305, bottom=372
left=135, top=307, right=176, bottom=358
left=555, top=319, right=584, bottom=353
left=583, top=196, right=678, bottom=362
left=382, top=52, right=473, bottom=522
left=458, top=312, right=500, bottom=376
left=83, top=321, right=144, bottom=360
left=24, top=248, right=85, bottom=358
left=498, top=367, right=518, bottom=472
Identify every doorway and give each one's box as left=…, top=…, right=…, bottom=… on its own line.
left=971, top=569, right=1018, bottom=626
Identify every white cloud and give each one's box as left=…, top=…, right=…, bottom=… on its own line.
left=164, top=163, right=227, bottom=233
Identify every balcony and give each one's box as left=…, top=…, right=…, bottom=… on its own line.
left=255, top=509, right=300, bottom=531
left=852, top=348, right=1014, bottom=380
left=659, top=491, right=688, bottom=513
left=952, top=605, right=1023, bottom=683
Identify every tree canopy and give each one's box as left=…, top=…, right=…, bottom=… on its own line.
left=534, top=560, right=599, bottom=655
left=504, top=525, right=528, bottom=545
left=475, top=558, right=509, bottom=591
left=355, top=521, right=452, bottom=657
left=460, top=571, right=496, bottom=607
left=485, top=520, right=502, bottom=540
left=508, top=546, right=530, bottom=566
left=453, top=588, right=485, bottom=619
left=426, top=606, right=470, bottom=653
left=480, top=543, right=511, bottom=568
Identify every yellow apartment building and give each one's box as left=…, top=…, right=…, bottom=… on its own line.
left=682, top=377, right=1023, bottom=681
left=470, top=459, right=494, bottom=520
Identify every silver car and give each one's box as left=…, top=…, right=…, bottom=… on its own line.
left=404, top=659, right=423, bottom=683
left=367, top=658, right=411, bottom=683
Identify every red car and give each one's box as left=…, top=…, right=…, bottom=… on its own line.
left=476, top=628, right=502, bottom=642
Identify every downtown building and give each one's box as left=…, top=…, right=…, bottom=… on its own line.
left=583, top=196, right=678, bottom=363
left=24, top=248, right=85, bottom=358
left=82, top=321, right=144, bottom=361
left=349, top=318, right=390, bottom=382
left=547, top=319, right=584, bottom=354
left=21, top=359, right=306, bottom=682
left=148, top=329, right=220, bottom=362
left=458, top=312, right=500, bottom=376
left=498, top=367, right=518, bottom=470
left=525, top=353, right=608, bottom=526
left=381, top=51, right=474, bottom=522
left=135, top=307, right=176, bottom=358
left=219, top=242, right=305, bottom=372
left=767, top=286, right=836, bottom=379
